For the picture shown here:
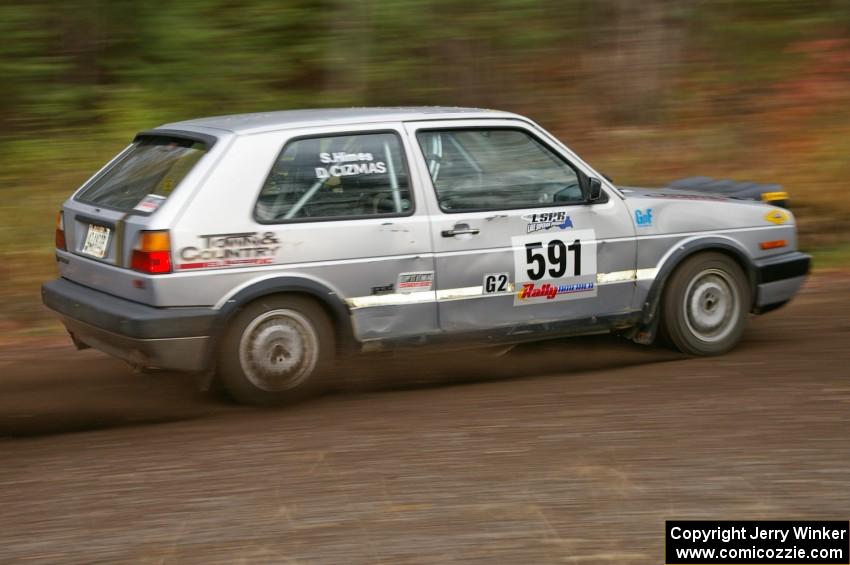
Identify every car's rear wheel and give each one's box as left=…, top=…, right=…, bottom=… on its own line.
left=661, top=252, right=750, bottom=356
left=218, top=296, right=334, bottom=406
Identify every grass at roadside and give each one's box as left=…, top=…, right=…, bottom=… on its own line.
left=809, top=242, right=850, bottom=270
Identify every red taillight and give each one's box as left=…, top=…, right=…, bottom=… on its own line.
left=131, top=250, right=172, bottom=273
left=55, top=211, right=66, bottom=250
left=131, top=230, right=172, bottom=274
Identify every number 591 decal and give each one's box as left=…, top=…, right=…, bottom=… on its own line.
left=524, top=239, right=581, bottom=280
left=511, top=229, right=598, bottom=305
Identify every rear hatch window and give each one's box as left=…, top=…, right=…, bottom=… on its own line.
left=75, top=135, right=208, bottom=213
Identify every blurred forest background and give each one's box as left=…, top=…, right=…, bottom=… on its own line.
left=1, top=0, right=850, bottom=334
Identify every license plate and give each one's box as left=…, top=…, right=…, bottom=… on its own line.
left=82, top=224, right=110, bottom=258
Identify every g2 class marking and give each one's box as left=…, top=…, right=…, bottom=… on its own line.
left=483, top=273, right=510, bottom=294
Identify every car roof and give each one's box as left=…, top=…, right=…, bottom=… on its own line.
left=159, top=106, right=523, bottom=135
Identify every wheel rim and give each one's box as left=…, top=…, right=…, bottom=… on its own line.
left=683, top=268, right=739, bottom=343
left=238, top=309, right=319, bottom=392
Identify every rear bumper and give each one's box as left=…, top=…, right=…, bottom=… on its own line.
left=42, top=278, right=217, bottom=371
left=753, top=251, right=811, bottom=311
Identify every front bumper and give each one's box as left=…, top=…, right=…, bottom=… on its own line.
left=42, top=278, right=217, bottom=371
left=753, top=251, right=811, bottom=311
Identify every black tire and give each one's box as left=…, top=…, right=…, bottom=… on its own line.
left=218, top=295, right=334, bottom=406
left=660, top=252, right=750, bottom=356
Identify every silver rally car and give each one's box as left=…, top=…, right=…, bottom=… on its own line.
left=42, top=107, right=810, bottom=404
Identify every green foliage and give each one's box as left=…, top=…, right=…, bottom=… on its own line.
left=1, top=0, right=850, bottom=332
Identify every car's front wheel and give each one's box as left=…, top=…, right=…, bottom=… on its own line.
left=661, top=252, right=750, bottom=356
left=218, top=296, right=334, bottom=405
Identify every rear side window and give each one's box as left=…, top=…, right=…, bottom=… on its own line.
left=75, top=136, right=207, bottom=212
left=254, top=132, right=412, bottom=222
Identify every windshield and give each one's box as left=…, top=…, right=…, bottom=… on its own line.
left=75, top=136, right=207, bottom=212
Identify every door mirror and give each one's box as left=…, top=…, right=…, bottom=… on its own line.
left=587, top=177, right=603, bottom=202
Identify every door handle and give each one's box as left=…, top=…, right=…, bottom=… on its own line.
left=441, top=225, right=480, bottom=237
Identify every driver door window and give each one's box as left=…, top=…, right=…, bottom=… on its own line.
left=416, top=129, right=583, bottom=212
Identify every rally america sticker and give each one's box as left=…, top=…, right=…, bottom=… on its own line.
left=516, top=280, right=596, bottom=302
left=511, top=229, right=597, bottom=305
left=396, top=271, right=433, bottom=293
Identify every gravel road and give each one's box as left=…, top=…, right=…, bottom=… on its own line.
left=1, top=275, right=848, bottom=563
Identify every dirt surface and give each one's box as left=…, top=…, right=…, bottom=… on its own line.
left=1, top=275, right=849, bottom=563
